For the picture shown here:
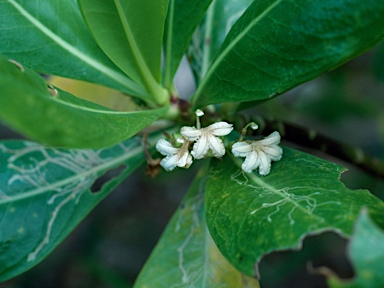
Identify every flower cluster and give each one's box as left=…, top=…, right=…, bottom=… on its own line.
left=156, top=110, right=233, bottom=170
left=232, top=131, right=282, bottom=175
left=155, top=111, right=283, bottom=175
left=156, top=137, right=192, bottom=171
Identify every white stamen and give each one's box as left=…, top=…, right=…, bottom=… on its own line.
left=195, top=109, right=204, bottom=117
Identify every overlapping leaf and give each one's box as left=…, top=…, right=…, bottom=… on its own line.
left=78, top=0, right=169, bottom=104
left=0, top=56, right=168, bottom=148
left=0, top=133, right=161, bottom=281
left=192, top=0, right=384, bottom=107
left=0, top=0, right=144, bottom=97
left=134, top=164, right=259, bottom=287
left=188, top=0, right=252, bottom=82
left=163, top=0, right=212, bottom=87
left=328, top=210, right=384, bottom=288
left=205, top=148, right=384, bottom=276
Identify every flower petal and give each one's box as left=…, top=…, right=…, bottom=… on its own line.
left=207, top=134, right=226, bottom=158
left=258, top=151, right=271, bottom=176
left=232, top=130, right=282, bottom=175
left=208, top=122, right=233, bottom=136
left=177, top=150, right=191, bottom=168
left=232, top=141, right=252, bottom=157
left=185, top=154, right=193, bottom=168
left=156, top=139, right=178, bottom=156
left=160, top=154, right=179, bottom=171
left=262, top=145, right=283, bottom=161
left=191, top=134, right=209, bottom=159
left=259, top=131, right=281, bottom=146
left=242, top=150, right=260, bottom=173
left=180, top=126, right=201, bottom=140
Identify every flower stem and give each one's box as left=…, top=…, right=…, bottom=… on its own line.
left=195, top=109, right=204, bottom=129
left=240, top=122, right=258, bottom=141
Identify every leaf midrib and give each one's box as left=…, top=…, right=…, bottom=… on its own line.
left=193, top=0, right=283, bottom=103
left=202, top=223, right=210, bottom=288
left=113, top=0, right=161, bottom=98
left=7, top=0, right=142, bottom=96
left=52, top=96, right=165, bottom=115
left=0, top=145, right=143, bottom=205
left=201, top=1, right=215, bottom=78
left=163, top=0, right=175, bottom=88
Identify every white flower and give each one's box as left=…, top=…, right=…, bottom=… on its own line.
left=232, top=131, right=283, bottom=175
left=156, top=138, right=193, bottom=171
left=181, top=122, right=233, bottom=159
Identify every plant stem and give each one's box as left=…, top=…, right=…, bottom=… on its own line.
left=245, top=116, right=384, bottom=179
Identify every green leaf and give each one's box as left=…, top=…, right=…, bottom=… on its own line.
left=78, top=0, right=169, bottom=105
left=0, top=132, right=159, bottom=281
left=134, top=164, right=259, bottom=287
left=205, top=147, right=384, bottom=277
left=328, top=209, right=384, bottom=288
left=0, top=0, right=145, bottom=97
left=188, top=0, right=252, bottom=82
left=0, top=56, right=168, bottom=148
left=192, top=0, right=384, bottom=108
left=163, top=0, right=212, bottom=88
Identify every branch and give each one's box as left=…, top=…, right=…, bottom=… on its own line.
left=245, top=116, right=384, bottom=179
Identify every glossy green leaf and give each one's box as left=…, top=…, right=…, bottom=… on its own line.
left=205, top=147, right=384, bottom=277
left=78, top=0, right=169, bottom=104
left=192, top=0, right=384, bottom=107
left=134, top=164, right=259, bottom=288
left=188, top=0, right=252, bottom=82
left=0, top=56, right=168, bottom=148
left=328, top=209, right=384, bottom=288
left=0, top=0, right=145, bottom=97
left=0, top=132, right=160, bottom=281
left=163, top=0, right=212, bottom=88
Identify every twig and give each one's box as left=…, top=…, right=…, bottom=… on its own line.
left=242, top=116, right=384, bottom=179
